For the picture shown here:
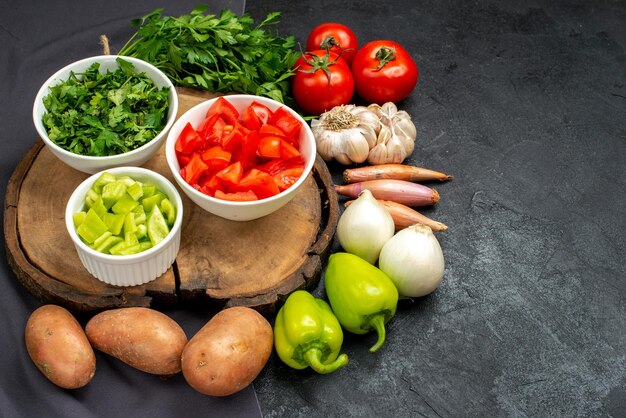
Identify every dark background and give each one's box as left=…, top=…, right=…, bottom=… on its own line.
left=1, top=0, right=625, bottom=417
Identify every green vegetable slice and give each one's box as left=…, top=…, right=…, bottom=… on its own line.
left=147, top=205, right=169, bottom=247
left=160, top=198, right=176, bottom=226
left=77, top=208, right=109, bottom=244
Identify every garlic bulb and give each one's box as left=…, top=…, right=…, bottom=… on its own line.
left=378, top=224, right=445, bottom=297
left=336, top=189, right=395, bottom=264
left=367, top=102, right=417, bottom=165
left=311, top=105, right=380, bottom=165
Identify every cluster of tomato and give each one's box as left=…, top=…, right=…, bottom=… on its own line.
left=175, top=97, right=305, bottom=201
left=292, top=23, right=419, bottom=115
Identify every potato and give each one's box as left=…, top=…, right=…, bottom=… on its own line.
left=181, top=306, right=273, bottom=397
left=85, top=307, right=187, bottom=375
left=25, top=304, right=96, bottom=389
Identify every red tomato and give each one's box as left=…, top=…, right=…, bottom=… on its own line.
left=234, top=169, right=280, bottom=199
left=205, top=97, right=239, bottom=125
left=180, top=152, right=208, bottom=185
left=175, top=122, right=204, bottom=154
left=351, top=40, right=419, bottom=104
left=291, top=50, right=354, bottom=116
left=201, top=146, right=231, bottom=171
left=270, top=107, right=302, bottom=143
left=242, top=101, right=273, bottom=130
left=215, top=161, right=243, bottom=187
left=273, top=167, right=305, bottom=191
left=257, top=136, right=282, bottom=159
left=306, top=23, right=358, bottom=65
left=214, top=190, right=258, bottom=202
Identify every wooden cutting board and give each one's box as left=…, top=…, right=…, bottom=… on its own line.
left=4, top=88, right=339, bottom=314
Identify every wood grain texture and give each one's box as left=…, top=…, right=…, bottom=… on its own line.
left=4, top=88, right=338, bottom=314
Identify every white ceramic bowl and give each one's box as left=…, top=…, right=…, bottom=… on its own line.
left=33, top=55, right=179, bottom=174
left=65, top=166, right=183, bottom=287
left=165, top=94, right=316, bottom=221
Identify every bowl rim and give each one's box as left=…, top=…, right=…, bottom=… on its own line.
left=65, top=166, right=184, bottom=263
left=33, top=54, right=179, bottom=162
left=165, top=94, right=316, bottom=208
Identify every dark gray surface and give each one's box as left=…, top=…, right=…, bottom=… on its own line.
left=245, top=1, right=626, bottom=417
left=1, top=1, right=625, bottom=417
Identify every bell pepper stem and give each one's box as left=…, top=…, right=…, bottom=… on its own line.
left=368, top=314, right=387, bottom=353
left=303, top=348, right=349, bottom=374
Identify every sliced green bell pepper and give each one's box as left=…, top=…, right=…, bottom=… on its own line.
left=324, top=252, right=399, bottom=353
left=274, top=290, right=349, bottom=374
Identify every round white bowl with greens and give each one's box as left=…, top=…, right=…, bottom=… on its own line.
left=33, top=55, right=178, bottom=174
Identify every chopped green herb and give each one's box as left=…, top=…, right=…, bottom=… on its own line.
left=42, top=58, right=170, bottom=156
left=118, top=6, right=299, bottom=105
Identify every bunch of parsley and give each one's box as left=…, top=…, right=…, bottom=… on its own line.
left=42, top=58, right=170, bottom=156
left=118, top=6, right=299, bottom=105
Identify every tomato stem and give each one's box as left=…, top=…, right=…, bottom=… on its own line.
left=297, top=50, right=342, bottom=86
left=374, top=47, right=396, bottom=71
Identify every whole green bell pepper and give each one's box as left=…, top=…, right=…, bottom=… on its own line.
left=274, top=290, right=349, bottom=374
left=324, top=252, right=399, bottom=353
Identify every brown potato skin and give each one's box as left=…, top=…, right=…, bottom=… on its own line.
left=25, top=305, right=96, bottom=389
left=181, top=307, right=273, bottom=397
left=85, top=307, right=188, bottom=375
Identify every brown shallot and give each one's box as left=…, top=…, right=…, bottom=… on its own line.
left=343, top=164, right=453, bottom=184
left=345, top=199, right=448, bottom=232
left=335, top=179, right=439, bottom=207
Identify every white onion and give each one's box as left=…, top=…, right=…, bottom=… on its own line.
left=378, top=224, right=445, bottom=297
left=336, top=189, right=395, bottom=264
